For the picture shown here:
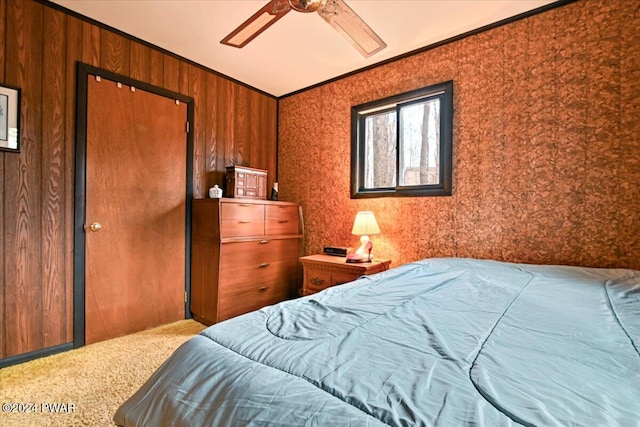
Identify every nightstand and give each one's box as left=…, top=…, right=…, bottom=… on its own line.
left=299, top=254, right=391, bottom=296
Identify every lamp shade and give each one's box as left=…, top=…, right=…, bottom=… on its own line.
left=351, top=211, right=381, bottom=236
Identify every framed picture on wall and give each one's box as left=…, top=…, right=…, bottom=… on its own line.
left=0, top=84, right=21, bottom=152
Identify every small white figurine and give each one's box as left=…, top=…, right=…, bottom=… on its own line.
left=209, top=184, right=223, bottom=198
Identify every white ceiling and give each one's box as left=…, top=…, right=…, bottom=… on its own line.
left=51, top=0, right=560, bottom=97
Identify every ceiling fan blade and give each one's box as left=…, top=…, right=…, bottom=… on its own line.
left=317, top=0, right=387, bottom=58
left=221, top=0, right=291, bottom=48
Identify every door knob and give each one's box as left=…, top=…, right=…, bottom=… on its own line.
left=89, top=223, right=102, bottom=232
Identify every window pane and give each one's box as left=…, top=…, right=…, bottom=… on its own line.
left=351, top=80, right=452, bottom=198
left=399, top=98, right=440, bottom=186
left=364, top=111, right=397, bottom=189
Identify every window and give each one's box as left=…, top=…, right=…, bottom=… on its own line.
left=351, top=81, right=453, bottom=198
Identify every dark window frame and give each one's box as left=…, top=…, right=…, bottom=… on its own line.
left=350, top=80, right=453, bottom=198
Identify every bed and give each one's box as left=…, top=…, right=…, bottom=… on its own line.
left=114, top=258, right=640, bottom=426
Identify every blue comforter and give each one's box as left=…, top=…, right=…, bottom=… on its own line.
left=114, top=258, right=640, bottom=426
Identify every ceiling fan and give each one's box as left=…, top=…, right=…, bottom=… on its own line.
left=221, top=0, right=387, bottom=58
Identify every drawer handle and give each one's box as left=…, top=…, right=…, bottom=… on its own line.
left=259, top=263, right=270, bottom=268
left=259, top=240, right=270, bottom=244
left=311, top=277, right=325, bottom=286
left=259, top=286, right=268, bottom=291
left=239, top=204, right=251, bottom=207
left=277, top=220, right=289, bottom=224
left=238, top=220, right=251, bottom=224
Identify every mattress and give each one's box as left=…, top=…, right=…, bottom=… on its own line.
left=114, top=258, right=640, bottom=426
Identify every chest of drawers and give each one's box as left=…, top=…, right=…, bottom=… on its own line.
left=190, top=198, right=303, bottom=324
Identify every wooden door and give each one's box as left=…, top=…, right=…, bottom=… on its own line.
left=85, top=76, right=187, bottom=344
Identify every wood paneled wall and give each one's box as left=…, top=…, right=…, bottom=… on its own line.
left=0, top=0, right=277, bottom=361
left=278, top=0, right=640, bottom=270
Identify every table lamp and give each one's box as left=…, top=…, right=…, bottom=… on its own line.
left=350, top=211, right=380, bottom=262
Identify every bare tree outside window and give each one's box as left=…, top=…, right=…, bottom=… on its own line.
left=364, top=111, right=396, bottom=188
left=351, top=81, right=452, bottom=198
left=399, top=99, right=440, bottom=186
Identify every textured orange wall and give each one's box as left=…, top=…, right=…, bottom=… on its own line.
left=278, top=0, right=640, bottom=270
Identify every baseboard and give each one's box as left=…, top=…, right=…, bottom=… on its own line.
left=0, top=343, right=74, bottom=369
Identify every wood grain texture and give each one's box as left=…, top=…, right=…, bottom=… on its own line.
left=0, top=1, right=277, bottom=362
left=234, top=84, right=249, bottom=167
left=99, top=29, right=130, bottom=75
left=218, top=78, right=236, bottom=171
left=85, top=78, right=186, bottom=344
left=189, top=64, right=206, bottom=198
left=248, top=90, right=278, bottom=193
left=205, top=72, right=220, bottom=189
left=0, top=0, right=6, bottom=359
left=41, top=6, right=66, bottom=349
left=190, top=201, right=222, bottom=323
left=149, top=49, right=163, bottom=87
left=163, top=54, right=179, bottom=93
left=129, top=42, right=150, bottom=82
left=248, top=90, right=261, bottom=169
left=4, top=0, right=44, bottom=357
left=81, top=20, right=100, bottom=66
left=279, top=0, right=640, bottom=270
left=179, top=61, right=190, bottom=97
left=266, top=96, right=278, bottom=195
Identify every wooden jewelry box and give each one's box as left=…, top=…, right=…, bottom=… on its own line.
left=225, top=165, right=268, bottom=199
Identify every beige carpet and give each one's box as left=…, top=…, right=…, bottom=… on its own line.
left=0, top=320, right=206, bottom=427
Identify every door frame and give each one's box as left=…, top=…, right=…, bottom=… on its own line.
left=73, top=63, right=194, bottom=348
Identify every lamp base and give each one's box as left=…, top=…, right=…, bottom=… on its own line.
left=355, top=235, right=370, bottom=256
left=350, top=235, right=373, bottom=263
left=346, top=253, right=371, bottom=263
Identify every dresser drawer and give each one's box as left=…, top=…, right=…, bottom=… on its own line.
left=220, top=202, right=265, bottom=237
left=265, top=205, right=299, bottom=235
left=219, top=239, right=300, bottom=292
left=304, top=269, right=333, bottom=294
left=218, top=288, right=274, bottom=321
left=218, top=270, right=281, bottom=298
left=331, top=272, right=360, bottom=286
left=218, top=259, right=291, bottom=321
left=303, top=269, right=358, bottom=295
left=218, top=263, right=281, bottom=296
